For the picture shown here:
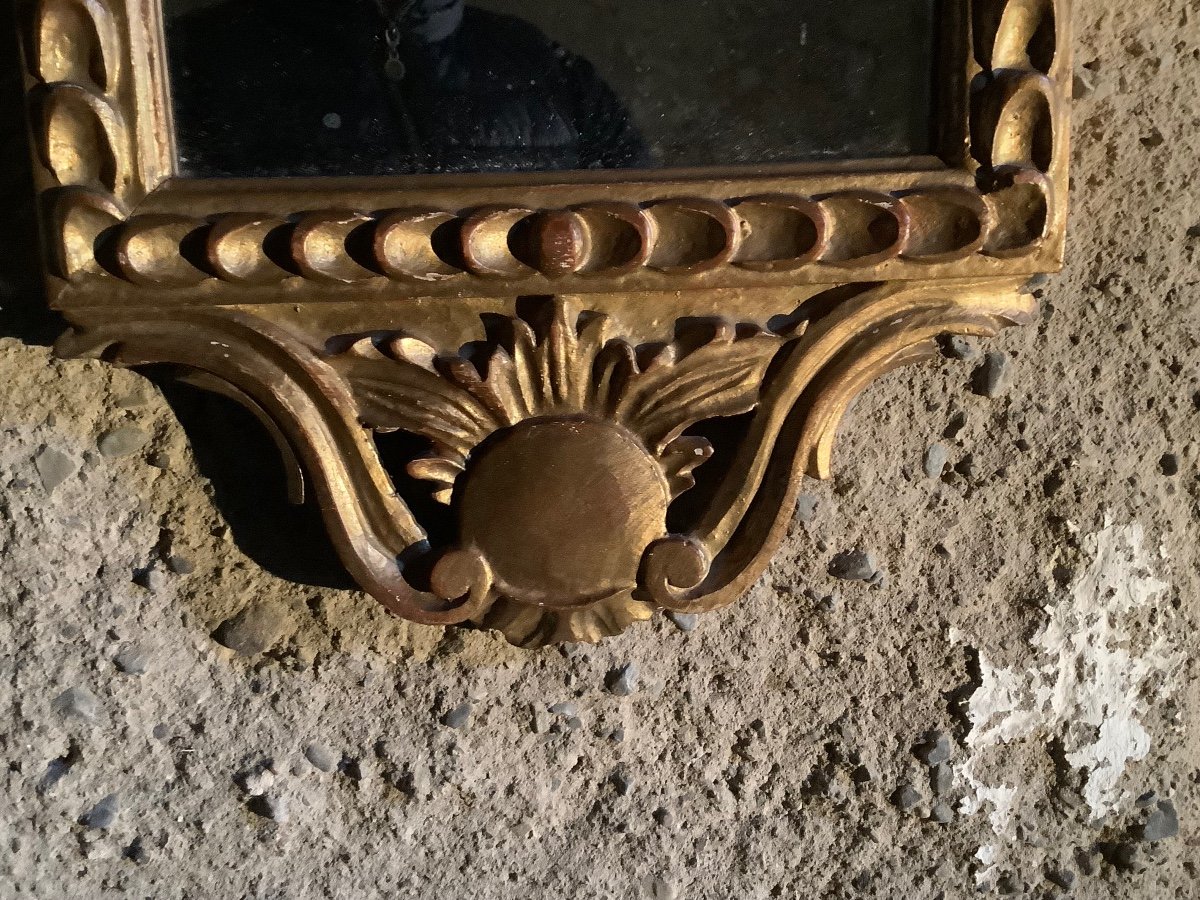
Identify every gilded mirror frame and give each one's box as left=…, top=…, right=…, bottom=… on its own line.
left=17, top=0, right=1071, bottom=646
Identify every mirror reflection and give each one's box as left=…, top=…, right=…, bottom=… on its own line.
left=164, top=0, right=940, bottom=178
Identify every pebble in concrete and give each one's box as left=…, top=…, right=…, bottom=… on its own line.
left=1073, top=68, right=1096, bottom=98
left=400, top=763, right=434, bottom=800
left=304, top=744, right=338, bottom=773
left=265, top=795, right=290, bottom=823
left=441, top=702, right=473, bottom=729
left=610, top=769, right=634, bottom=796
left=1140, top=799, right=1178, bottom=842
left=114, top=644, right=151, bottom=675
left=1102, top=842, right=1147, bottom=873
left=914, top=732, right=952, bottom=766
left=123, top=837, right=147, bottom=865
left=828, top=550, right=877, bottom=582
left=97, top=425, right=150, bottom=458
left=250, top=794, right=289, bottom=823
left=607, top=663, right=640, bottom=696
left=929, top=802, right=954, bottom=824
left=795, top=494, right=819, bottom=523
left=38, top=753, right=76, bottom=795
left=52, top=686, right=100, bottom=724
left=931, top=762, right=953, bottom=796
left=1074, top=848, right=1100, bottom=876
left=240, top=769, right=275, bottom=797
left=996, top=873, right=1026, bottom=894
left=79, top=793, right=120, bottom=830
left=1046, top=867, right=1075, bottom=890
left=133, top=566, right=167, bottom=592
left=939, top=335, right=983, bottom=362
left=923, top=444, right=949, bottom=478
left=212, top=601, right=294, bottom=656
left=547, top=702, right=582, bottom=732
left=666, top=612, right=699, bottom=632
left=34, top=448, right=76, bottom=493
left=166, top=554, right=195, bottom=575
left=893, top=784, right=922, bottom=812
left=971, top=351, right=1012, bottom=398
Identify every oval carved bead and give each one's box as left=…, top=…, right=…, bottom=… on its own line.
left=37, top=0, right=119, bottom=91
left=51, top=186, right=125, bottom=278
left=645, top=199, right=740, bottom=274
left=899, top=189, right=990, bottom=263
left=817, top=191, right=910, bottom=267
left=508, top=209, right=591, bottom=278
left=292, top=211, right=377, bottom=284
left=571, top=202, right=652, bottom=275
left=112, top=215, right=208, bottom=286
left=981, top=170, right=1051, bottom=257
left=982, top=72, right=1056, bottom=173
left=988, top=0, right=1057, bottom=74
left=732, top=195, right=828, bottom=271
left=374, top=209, right=463, bottom=281
left=460, top=207, right=537, bottom=278
left=208, top=214, right=291, bottom=284
left=41, top=83, right=126, bottom=193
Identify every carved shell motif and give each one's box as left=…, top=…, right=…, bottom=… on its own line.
left=330, top=301, right=783, bottom=646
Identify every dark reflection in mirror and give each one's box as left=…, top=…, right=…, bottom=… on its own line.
left=165, top=0, right=941, bottom=178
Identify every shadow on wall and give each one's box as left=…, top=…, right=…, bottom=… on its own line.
left=149, top=376, right=356, bottom=591
left=2, top=0, right=354, bottom=591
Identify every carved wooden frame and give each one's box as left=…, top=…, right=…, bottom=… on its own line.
left=18, top=0, right=1070, bottom=646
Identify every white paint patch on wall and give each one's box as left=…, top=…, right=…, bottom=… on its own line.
left=951, top=520, right=1183, bottom=883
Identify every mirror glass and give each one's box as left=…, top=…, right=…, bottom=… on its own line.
left=164, top=0, right=942, bottom=178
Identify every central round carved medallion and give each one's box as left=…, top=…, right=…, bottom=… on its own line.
left=458, top=417, right=670, bottom=607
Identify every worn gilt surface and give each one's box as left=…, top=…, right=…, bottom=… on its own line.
left=21, top=0, right=1070, bottom=645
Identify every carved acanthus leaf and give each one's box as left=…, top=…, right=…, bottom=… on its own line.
left=612, top=328, right=781, bottom=451
left=332, top=303, right=784, bottom=465
left=339, top=352, right=499, bottom=461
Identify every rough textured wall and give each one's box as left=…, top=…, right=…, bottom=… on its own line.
left=1, top=1, right=1198, bottom=898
